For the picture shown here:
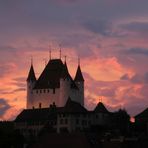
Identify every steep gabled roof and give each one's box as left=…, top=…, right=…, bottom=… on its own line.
left=58, top=97, right=87, bottom=113
left=34, top=59, right=78, bottom=90
left=27, top=64, right=36, bottom=82
left=74, top=65, right=84, bottom=82
left=135, top=108, right=148, bottom=119
left=15, top=108, right=51, bottom=122
left=94, top=102, right=109, bottom=114
left=34, top=59, right=64, bottom=89
left=15, top=99, right=87, bottom=123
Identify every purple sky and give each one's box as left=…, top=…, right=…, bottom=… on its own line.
left=0, top=0, right=148, bottom=120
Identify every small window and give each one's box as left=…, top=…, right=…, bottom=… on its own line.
left=44, top=89, right=46, bottom=93
left=39, top=103, right=42, bottom=108
left=40, top=90, right=42, bottom=93
left=36, top=90, right=38, bottom=94
left=47, top=89, right=50, bottom=93
left=53, top=89, right=55, bottom=94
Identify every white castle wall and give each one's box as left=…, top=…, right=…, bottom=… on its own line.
left=32, top=88, right=60, bottom=108
left=27, top=79, right=84, bottom=109
left=27, top=81, right=36, bottom=109
left=59, top=78, right=71, bottom=106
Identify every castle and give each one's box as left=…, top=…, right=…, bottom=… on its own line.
left=15, top=54, right=128, bottom=136
left=27, top=57, right=84, bottom=109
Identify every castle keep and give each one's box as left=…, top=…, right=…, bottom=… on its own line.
left=27, top=58, right=84, bottom=109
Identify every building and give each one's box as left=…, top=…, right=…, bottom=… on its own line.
left=27, top=58, right=84, bottom=109
left=15, top=98, right=111, bottom=137
left=15, top=56, right=114, bottom=137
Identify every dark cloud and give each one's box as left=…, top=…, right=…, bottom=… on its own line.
left=120, top=72, right=148, bottom=84
left=0, top=98, right=11, bottom=118
left=121, top=21, right=148, bottom=33
left=0, top=45, right=17, bottom=51
left=124, top=48, right=148, bottom=56
left=120, top=74, right=130, bottom=80
left=82, top=20, right=112, bottom=36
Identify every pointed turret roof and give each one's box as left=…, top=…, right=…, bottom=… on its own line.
left=94, top=102, right=109, bottom=114
left=27, top=64, right=36, bottom=82
left=74, top=65, right=84, bottom=82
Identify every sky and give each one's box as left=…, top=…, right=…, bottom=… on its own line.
left=0, top=0, right=148, bottom=120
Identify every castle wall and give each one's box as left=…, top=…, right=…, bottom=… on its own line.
left=27, top=79, right=84, bottom=109
left=59, top=79, right=71, bottom=106
left=27, top=82, right=36, bottom=109
left=72, top=82, right=84, bottom=106
left=27, top=88, right=60, bottom=109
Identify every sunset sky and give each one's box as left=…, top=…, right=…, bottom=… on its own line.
left=1, top=0, right=148, bottom=120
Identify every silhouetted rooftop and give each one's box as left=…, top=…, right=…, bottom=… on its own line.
left=58, top=97, right=87, bottom=113
left=27, top=64, right=36, bottom=82
left=74, top=65, right=84, bottom=82
left=94, top=102, right=109, bottom=114
left=33, top=59, right=78, bottom=89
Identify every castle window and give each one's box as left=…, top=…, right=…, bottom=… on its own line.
left=36, top=90, right=38, bottom=94
left=47, top=89, right=50, bottom=93
left=53, top=89, right=55, bottom=94
left=40, top=90, right=42, bottom=93
left=44, top=89, right=46, bottom=93
left=39, top=103, right=42, bottom=108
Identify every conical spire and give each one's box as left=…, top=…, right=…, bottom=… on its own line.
left=74, top=62, right=84, bottom=82
left=94, top=102, right=109, bottom=113
left=27, top=64, right=36, bottom=82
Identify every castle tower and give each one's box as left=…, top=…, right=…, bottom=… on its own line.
left=74, top=60, right=84, bottom=106
left=59, top=61, right=71, bottom=106
left=26, top=56, right=85, bottom=109
left=26, top=63, right=36, bottom=109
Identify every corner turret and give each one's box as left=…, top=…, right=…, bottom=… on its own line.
left=27, top=63, right=36, bottom=109
left=74, top=59, right=84, bottom=106
left=27, top=64, right=36, bottom=82
left=74, top=64, right=84, bottom=82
